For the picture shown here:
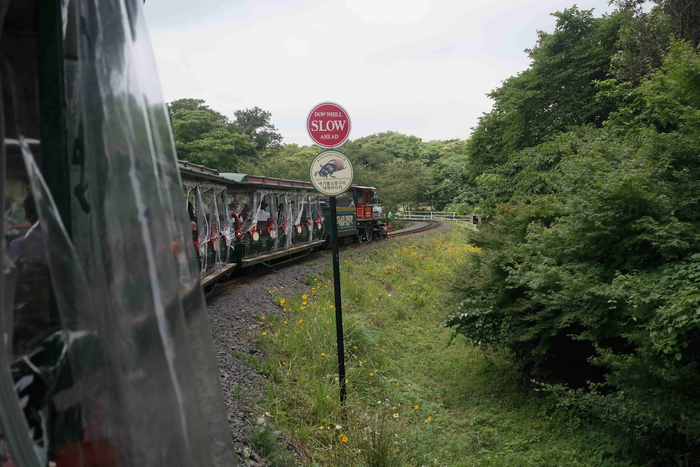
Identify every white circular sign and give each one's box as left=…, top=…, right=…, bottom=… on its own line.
left=309, top=150, right=354, bottom=196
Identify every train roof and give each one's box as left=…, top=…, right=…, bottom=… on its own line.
left=178, top=160, right=315, bottom=190
left=178, top=161, right=377, bottom=192
left=219, top=173, right=315, bottom=189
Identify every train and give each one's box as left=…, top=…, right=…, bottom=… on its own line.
left=179, top=160, right=389, bottom=290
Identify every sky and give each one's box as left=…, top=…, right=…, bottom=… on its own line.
left=142, top=0, right=616, bottom=146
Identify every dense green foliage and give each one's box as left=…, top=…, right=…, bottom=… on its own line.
left=167, top=98, right=282, bottom=170
left=238, top=131, right=477, bottom=213
left=445, top=2, right=700, bottom=465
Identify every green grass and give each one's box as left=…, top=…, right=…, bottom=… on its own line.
left=252, top=229, right=630, bottom=466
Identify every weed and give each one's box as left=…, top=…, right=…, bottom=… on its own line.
left=230, top=383, right=261, bottom=413
left=248, top=424, right=295, bottom=467
left=353, top=416, right=406, bottom=467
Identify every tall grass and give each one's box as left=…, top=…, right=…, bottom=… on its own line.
left=252, top=229, right=629, bottom=466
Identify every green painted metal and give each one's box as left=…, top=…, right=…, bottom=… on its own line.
left=324, top=207, right=355, bottom=235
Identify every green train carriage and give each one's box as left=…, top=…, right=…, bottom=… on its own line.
left=179, top=161, right=389, bottom=288
left=179, top=161, right=327, bottom=287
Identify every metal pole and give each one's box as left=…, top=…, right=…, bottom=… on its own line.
left=329, top=197, right=347, bottom=404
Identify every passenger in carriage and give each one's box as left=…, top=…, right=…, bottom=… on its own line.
left=187, top=201, right=199, bottom=259
left=257, top=202, right=270, bottom=222
left=187, top=202, right=197, bottom=243
left=257, top=202, right=271, bottom=230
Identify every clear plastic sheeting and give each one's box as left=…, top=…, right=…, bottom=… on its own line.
left=1, top=0, right=237, bottom=466
left=185, top=182, right=233, bottom=277
left=290, top=193, right=310, bottom=247
left=280, top=194, right=293, bottom=250
left=240, top=191, right=269, bottom=258
left=199, top=184, right=226, bottom=275
left=181, top=183, right=326, bottom=266
left=219, top=190, right=235, bottom=253
left=310, top=196, right=324, bottom=241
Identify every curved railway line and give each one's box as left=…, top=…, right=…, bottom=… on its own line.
left=387, top=219, right=441, bottom=237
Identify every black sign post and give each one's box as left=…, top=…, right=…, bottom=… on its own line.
left=328, top=196, right=346, bottom=404
left=309, top=149, right=353, bottom=406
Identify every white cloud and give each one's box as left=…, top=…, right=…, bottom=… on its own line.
left=144, top=0, right=616, bottom=145
left=345, top=0, right=434, bottom=24
left=285, top=38, right=309, bottom=57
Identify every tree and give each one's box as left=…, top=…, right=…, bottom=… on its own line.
left=239, top=144, right=317, bottom=180
left=229, top=107, right=283, bottom=152
left=341, top=142, right=393, bottom=170
left=445, top=40, right=700, bottom=463
left=610, top=0, right=700, bottom=83
left=424, top=155, right=484, bottom=212
left=168, top=98, right=227, bottom=123
left=179, top=130, right=254, bottom=172
left=373, top=159, right=431, bottom=212
left=169, top=99, right=255, bottom=169
left=467, top=7, right=624, bottom=176
left=352, top=131, right=425, bottom=161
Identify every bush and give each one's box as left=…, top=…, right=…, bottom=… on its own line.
left=445, top=42, right=700, bottom=465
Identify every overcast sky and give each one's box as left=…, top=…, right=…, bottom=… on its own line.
left=143, top=0, right=615, bottom=146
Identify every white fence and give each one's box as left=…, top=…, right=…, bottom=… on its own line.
left=393, top=211, right=478, bottom=230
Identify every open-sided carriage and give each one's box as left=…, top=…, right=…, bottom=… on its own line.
left=180, top=161, right=327, bottom=288
left=179, top=161, right=389, bottom=289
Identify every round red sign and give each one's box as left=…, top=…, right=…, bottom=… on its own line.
left=306, top=102, right=351, bottom=148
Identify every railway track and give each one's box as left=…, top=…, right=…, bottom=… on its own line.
left=388, top=219, right=441, bottom=237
